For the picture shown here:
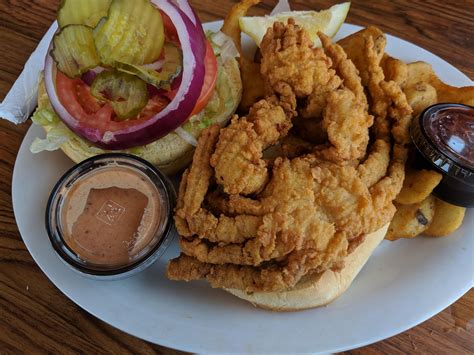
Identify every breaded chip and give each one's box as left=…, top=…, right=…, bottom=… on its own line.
left=405, top=61, right=474, bottom=106
left=395, top=169, right=442, bottom=205
left=386, top=195, right=436, bottom=240
left=425, top=198, right=466, bottom=237
left=404, top=82, right=438, bottom=116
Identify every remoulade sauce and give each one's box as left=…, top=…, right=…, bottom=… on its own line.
left=411, top=103, right=474, bottom=207
left=46, top=154, right=175, bottom=279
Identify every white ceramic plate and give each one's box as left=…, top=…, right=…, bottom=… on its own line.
left=12, top=22, right=474, bottom=354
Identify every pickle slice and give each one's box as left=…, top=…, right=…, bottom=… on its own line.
left=58, top=0, right=112, bottom=28
left=94, top=0, right=165, bottom=66
left=91, top=71, right=149, bottom=120
left=51, top=25, right=100, bottom=78
left=117, top=44, right=182, bottom=89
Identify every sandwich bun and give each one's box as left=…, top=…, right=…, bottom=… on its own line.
left=37, top=57, right=242, bottom=175
left=225, top=224, right=389, bottom=311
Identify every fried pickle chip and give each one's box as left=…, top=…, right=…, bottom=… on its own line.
left=404, top=82, right=438, bottom=116
left=395, top=169, right=442, bottom=205
left=405, top=61, right=474, bottom=106
left=386, top=195, right=436, bottom=240
left=221, top=0, right=265, bottom=111
left=425, top=198, right=466, bottom=237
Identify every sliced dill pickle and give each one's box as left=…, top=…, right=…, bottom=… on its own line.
left=94, top=0, right=165, bottom=66
left=91, top=71, right=149, bottom=120
left=51, top=25, right=100, bottom=78
left=57, top=0, right=112, bottom=28
left=117, top=44, right=182, bottom=89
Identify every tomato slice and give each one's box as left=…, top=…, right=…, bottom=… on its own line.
left=189, top=41, right=218, bottom=117
left=74, top=80, right=103, bottom=114
left=138, top=95, right=170, bottom=120
left=55, top=71, right=113, bottom=130
left=56, top=72, right=158, bottom=133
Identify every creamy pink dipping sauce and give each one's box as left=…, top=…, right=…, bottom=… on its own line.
left=61, top=167, right=163, bottom=267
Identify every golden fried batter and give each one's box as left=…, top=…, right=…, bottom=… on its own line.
left=168, top=22, right=412, bottom=293
left=338, top=26, right=386, bottom=86
left=210, top=99, right=294, bottom=195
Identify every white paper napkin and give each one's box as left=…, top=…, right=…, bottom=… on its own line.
left=0, top=22, right=58, bottom=124
left=0, top=0, right=291, bottom=125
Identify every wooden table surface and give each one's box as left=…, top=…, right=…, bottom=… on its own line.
left=0, top=0, right=473, bottom=353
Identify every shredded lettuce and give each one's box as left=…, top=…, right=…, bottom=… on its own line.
left=30, top=106, right=107, bottom=155
left=207, top=31, right=239, bottom=63
left=31, top=108, right=59, bottom=126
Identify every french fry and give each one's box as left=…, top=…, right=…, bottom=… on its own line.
left=221, top=0, right=265, bottom=111
left=425, top=198, right=466, bottom=237
left=395, top=169, right=442, bottom=205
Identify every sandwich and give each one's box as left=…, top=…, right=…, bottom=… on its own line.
left=167, top=1, right=410, bottom=311
left=30, top=0, right=242, bottom=175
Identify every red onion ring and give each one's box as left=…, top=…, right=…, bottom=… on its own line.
left=44, top=0, right=206, bottom=150
left=174, top=0, right=205, bottom=38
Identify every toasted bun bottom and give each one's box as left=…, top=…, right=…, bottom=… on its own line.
left=225, top=224, right=389, bottom=311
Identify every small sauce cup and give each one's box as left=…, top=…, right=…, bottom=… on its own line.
left=410, top=103, right=473, bottom=207
left=46, top=153, right=176, bottom=279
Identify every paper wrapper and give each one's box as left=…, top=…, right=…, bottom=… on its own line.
left=0, top=0, right=291, bottom=125
left=0, top=22, right=58, bottom=124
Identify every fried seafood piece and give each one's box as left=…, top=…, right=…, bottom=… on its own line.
left=210, top=98, right=295, bottom=195
left=173, top=142, right=406, bottom=291
left=186, top=154, right=395, bottom=268
left=314, top=88, right=373, bottom=163
left=338, top=26, right=386, bottom=86
left=168, top=230, right=348, bottom=293
left=319, top=33, right=367, bottom=107
left=365, top=36, right=413, bottom=144
left=260, top=19, right=339, bottom=119
left=307, top=33, right=373, bottom=163
left=357, top=139, right=391, bottom=188
left=175, top=125, right=262, bottom=244
left=168, top=22, right=412, bottom=294
left=181, top=158, right=338, bottom=266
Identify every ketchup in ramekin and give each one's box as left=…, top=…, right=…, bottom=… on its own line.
left=46, top=153, right=176, bottom=279
left=410, top=103, right=473, bottom=207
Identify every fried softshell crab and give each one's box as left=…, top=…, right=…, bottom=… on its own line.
left=167, top=20, right=413, bottom=293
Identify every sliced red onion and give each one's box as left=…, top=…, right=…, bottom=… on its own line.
left=173, top=0, right=196, bottom=26
left=174, top=0, right=205, bottom=38
left=44, top=0, right=206, bottom=149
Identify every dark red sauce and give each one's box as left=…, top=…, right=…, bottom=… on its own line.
left=425, top=106, right=474, bottom=169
